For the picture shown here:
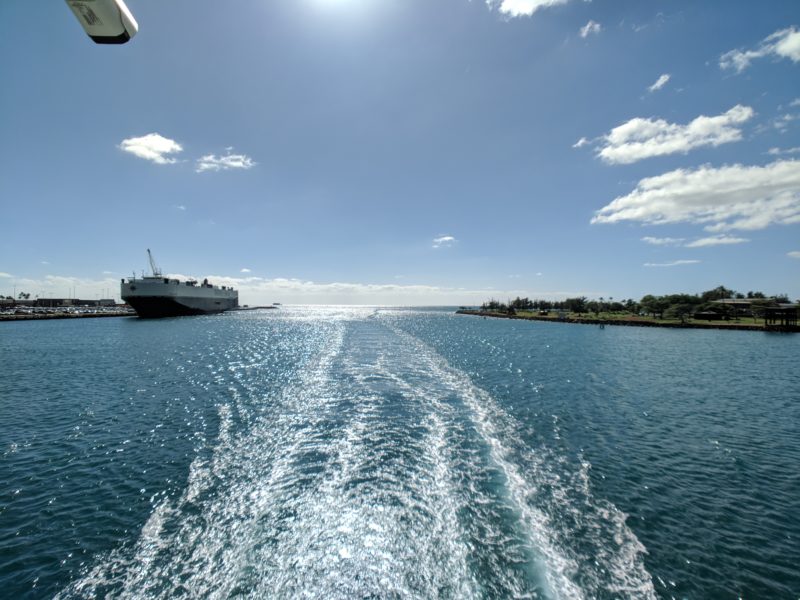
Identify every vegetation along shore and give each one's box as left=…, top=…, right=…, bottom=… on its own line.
left=460, top=286, right=799, bottom=332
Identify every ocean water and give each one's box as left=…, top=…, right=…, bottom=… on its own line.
left=1, top=306, right=798, bottom=599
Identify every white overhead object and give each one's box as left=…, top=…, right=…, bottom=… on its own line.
left=65, top=0, right=138, bottom=44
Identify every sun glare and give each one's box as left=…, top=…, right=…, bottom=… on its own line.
left=313, top=0, right=356, bottom=8
left=307, top=0, right=385, bottom=25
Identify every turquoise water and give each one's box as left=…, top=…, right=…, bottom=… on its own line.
left=1, top=307, right=798, bottom=598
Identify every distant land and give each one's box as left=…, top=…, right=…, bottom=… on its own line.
left=461, top=286, right=799, bottom=332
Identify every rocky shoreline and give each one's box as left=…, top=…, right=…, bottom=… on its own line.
left=455, top=310, right=798, bottom=333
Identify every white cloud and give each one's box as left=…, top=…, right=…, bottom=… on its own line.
left=641, top=236, right=684, bottom=246
left=196, top=151, right=256, bottom=173
left=720, top=27, right=800, bottom=73
left=597, top=105, right=754, bottom=165
left=768, top=146, right=800, bottom=156
left=647, top=73, right=670, bottom=93
left=167, top=273, right=575, bottom=305
left=643, top=260, right=700, bottom=267
left=175, top=205, right=187, bottom=211
left=240, top=268, right=251, bottom=273
left=592, top=159, right=800, bottom=232
left=0, top=271, right=602, bottom=306
left=642, top=235, right=749, bottom=247
left=684, top=235, right=749, bottom=248
left=432, top=235, right=457, bottom=248
left=487, top=0, right=570, bottom=18
left=572, top=136, right=590, bottom=148
left=580, top=20, right=601, bottom=38
left=772, top=113, right=799, bottom=132
left=119, top=136, right=255, bottom=172
left=119, top=133, right=183, bottom=165
left=788, top=251, right=800, bottom=259
left=791, top=98, right=800, bottom=108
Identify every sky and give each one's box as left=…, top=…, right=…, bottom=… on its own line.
left=1, top=0, right=799, bottom=305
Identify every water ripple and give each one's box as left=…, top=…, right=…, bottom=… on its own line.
left=1, top=308, right=797, bottom=598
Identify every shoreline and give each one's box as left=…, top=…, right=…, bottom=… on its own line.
left=455, top=310, right=799, bottom=333
left=0, top=311, right=135, bottom=322
left=1, top=306, right=280, bottom=322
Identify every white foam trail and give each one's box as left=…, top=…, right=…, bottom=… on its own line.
left=238, top=324, right=482, bottom=597
left=61, top=309, right=656, bottom=600
left=64, top=311, right=482, bottom=598
left=246, top=392, right=479, bottom=597
left=380, top=317, right=658, bottom=600
left=376, top=325, right=582, bottom=599
left=60, top=320, right=349, bottom=599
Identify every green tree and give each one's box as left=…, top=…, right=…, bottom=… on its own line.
left=640, top=295, right=657, bottom=317
left=624, top=298, right=638, bottom=314
left=640, top=295, right=670, bottom=319
left=700, top=286, right=734, bottom=302
left=565, top=296, right=587, bottom=314
left=665, top=303, right=693, bottom=323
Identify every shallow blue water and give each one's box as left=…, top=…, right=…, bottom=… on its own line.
left=1, top=307, right=798, bottom=598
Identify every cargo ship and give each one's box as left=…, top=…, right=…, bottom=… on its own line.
left=121, top=250, right=238, bottom=318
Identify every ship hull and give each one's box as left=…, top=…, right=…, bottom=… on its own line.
left=124, top=296, right=233, bottom=318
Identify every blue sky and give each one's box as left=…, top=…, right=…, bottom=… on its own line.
left=1, top=0, right=799, bottom=304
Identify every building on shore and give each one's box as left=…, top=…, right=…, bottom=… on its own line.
left=764, top=305, right=799, bottom=330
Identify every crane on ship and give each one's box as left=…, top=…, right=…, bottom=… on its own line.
left=147, top=249, right=162, bottom=278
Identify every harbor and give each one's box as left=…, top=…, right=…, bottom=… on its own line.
left=0, top=303, right=134, bottom=321
left=3, top=306, right=799, bottom=598
left=2, top=1, right=799, bottom=597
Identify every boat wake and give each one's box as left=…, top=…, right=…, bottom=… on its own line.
left=60, top=310, right=655, bottom=599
